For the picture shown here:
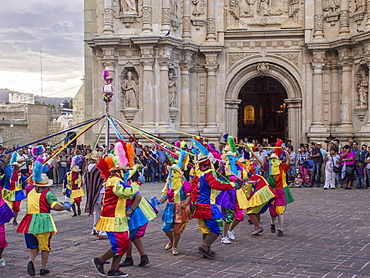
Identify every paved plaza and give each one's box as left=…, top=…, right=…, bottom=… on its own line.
left=1, top=183, right=370, bottom=278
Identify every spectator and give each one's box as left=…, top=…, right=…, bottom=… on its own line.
left=355, top=161, right=365, bottom=189
left=340, top=145, right=355, bottom=190
left=309, top=142, right=323, bottom=187
left=323, top=147, right=340, bottom=189
left=297, top=145, right=309, bottom=183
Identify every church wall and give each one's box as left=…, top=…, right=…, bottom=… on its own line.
left=84, top=0, right=370, bottom=148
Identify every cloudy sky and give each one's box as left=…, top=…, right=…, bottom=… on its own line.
left=0, top=0, right=84, bottom=98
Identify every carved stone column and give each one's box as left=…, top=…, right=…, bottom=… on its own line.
left=366, top=0, right=370, bottom=29
left=339, top=0, right=350, bottom=36
left=161, top=0, right=172, bottom=34
left=313, top=0, right=324, bottom=40
left=102, top=0, right=114, bottom=36
left=330, top=62, right=340, bottom=125
left=285, top=98, right=303, bottom=148
left=140, top=58, right=155, bottom=128
left=206, top=0, right=216, bottom=42
left=158, top=58, right=171, bottom=127
left=337, top=59, right=354, bottom=132
left=225, top=99, right=242, bottom=138
left=310, top=54, right=327, bottom=133
left=203, top=61, right=218, bottom=132
left=361, top=61, right=370, bottom=130
left=179, top=54, right=192, bottom=130
left=142, top=0, right=153, bottom=34
left=182, top=0, right=191, bottom=41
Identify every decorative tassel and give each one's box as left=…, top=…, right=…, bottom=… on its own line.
left=10, top=152, right=18, bottom=164
left=276, top=139, right=283, bottom=157
left=175, top=141, right=181, bottom=148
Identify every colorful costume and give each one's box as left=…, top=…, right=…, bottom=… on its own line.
left=0, top=182, right=15, bottom=250
left=16, top=187, right=59, bottom=251
left=63, top=170, right=84, bottom=204
left=2, top=153, right=26, bottom=214
left=267, top=160, right=294, bottom=217
left=161, top=170, right=191, bottom=235
left=191, top=138, right=234, bottom=259
left=96, top=173, right=139, bottom=256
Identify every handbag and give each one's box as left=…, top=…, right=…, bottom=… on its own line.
left=346, top=165, right=353, bottom=175
left=331, top=156, right=340, bottom=173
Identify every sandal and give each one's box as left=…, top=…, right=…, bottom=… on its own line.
left=165, top=242, right=173, bottom=250
left=172, top=247, right=179, bottom=255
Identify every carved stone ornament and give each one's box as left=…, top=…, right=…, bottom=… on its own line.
left=228, top=53, right=253, bottom=68
left=162, top=8, right=171, bottom=24
left=191, top=18, right=205, bottom=30
left=142, top=6, right=152, bottom=24
left=314, top=14, right=324, bottom=31
left=207, top=18, right=216, bottom=34
left=104, top=9, right=114, bottom=25
left=256, top=62, right=269, bottom=75
left=169, top=107, right=179, bottom=123
left=192, top=0, right=205, bottom=17
left=118, top=15, right=139, bottom=28
left=183, top=16, right=191, bottom=32
left=275, top=52, right=299, bottom=67
left=121, top=108, right=140, bottom=123
left=340, top=10, right=349, bottom=27
left=170, top=18, right=181, bottom=31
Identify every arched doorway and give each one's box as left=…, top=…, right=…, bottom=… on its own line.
left=224, top=58, right=303, bottom=146
left=237, top=76, right=288, bottom=142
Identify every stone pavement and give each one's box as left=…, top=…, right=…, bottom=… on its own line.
left=1, top=183, right=370, bottom=278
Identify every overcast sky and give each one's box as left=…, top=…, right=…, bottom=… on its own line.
left=0, top=0, right=84, bottom=98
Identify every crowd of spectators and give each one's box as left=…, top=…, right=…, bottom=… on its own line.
left=0, top=136, right=368, bottom=191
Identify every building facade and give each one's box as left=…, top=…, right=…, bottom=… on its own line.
left=84, top=0, right=370, bottom=146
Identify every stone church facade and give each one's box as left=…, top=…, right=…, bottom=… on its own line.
left=84, top=0, right=370, bottom=147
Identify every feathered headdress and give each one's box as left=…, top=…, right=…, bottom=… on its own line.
left=208, top=143, right=222, bottom=160
left=10, top=152, right=19, bottom=165
left=191, top=139, right=209, bottom=156
left=126, top=143, right=135, bottom=167
left=275, top=139, right=283, bottom=157
left=71, top=155, right=83, bottom=168
left=96, top=157, right=111, bottom=181
left=223, top=133, right=229, bottom=143
left=32, top=145, right=45, bottom=157
left=102, top=70, right=112, bottom=80
left=33, top=155, right=44, bottom=182
left=227, top=136, right=237, bottom=154
left=177, top=150, right=189, bottom=170
left=115, top=141, right=128, bottom=167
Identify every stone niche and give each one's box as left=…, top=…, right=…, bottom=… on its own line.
left=355, top=63, right=369, bottom=121
left=120, top=66, right=140, bottom=122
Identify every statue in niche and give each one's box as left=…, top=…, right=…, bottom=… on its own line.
left=354, top=0, right=367, bottom=13
left=357, top=69, right=368, bottom=106
left=258, top=0, right=270, bottom=16
left=323, top=0, right=340, bottom=14
left=192, top=0, right=205, bottom=17
left=170, top=0, right=178, bottom=19
left=122, top=71, right=139, bottom=108
left=168, top=72, right=177, bottom=108
left=243, top=0, right=256, bottom=17
left=120, top=0, right=137, bottom=15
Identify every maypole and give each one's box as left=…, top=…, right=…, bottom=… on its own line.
left=102, top=70, right=114, bottom=154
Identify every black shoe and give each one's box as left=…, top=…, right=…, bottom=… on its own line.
left=119, top=257, right=134, bottom=267
left=92, top=257, right=105, bottom=276
left=138, top=254, right=149, bottom=267
left=27, top=261, right=35, bottom=276
left=344, top=187, right=352, bottom=190
left=72, top=213, right=77, bottom=217
left=107, top=269, right=128, bottom=277
left=78, top=210, right=81, bottom=215
left=40, top=269, right=50, bottom=276
left=277, top=230, right=284, bottom=237
left=270, top=224, right=276, bottom=233
left=198, top=247, right=214, bottom=259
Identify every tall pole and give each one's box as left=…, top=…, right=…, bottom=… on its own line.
left=102, top=70, right=114, bottom=153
